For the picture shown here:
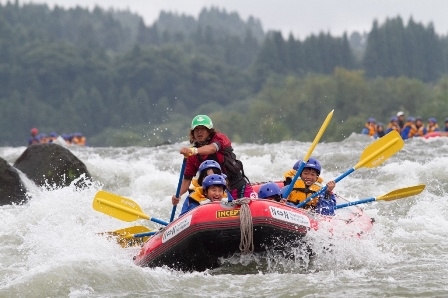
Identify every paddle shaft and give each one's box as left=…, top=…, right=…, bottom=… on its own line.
left=284, top=110, right=334, bottom=199
left=170, top=158, right=187, bottom=222
left=335, top=197, right=376, bottom=209
left=335, top=184, right=426, bottom=209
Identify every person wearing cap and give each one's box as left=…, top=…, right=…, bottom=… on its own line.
left=397, top=111, right=405, bottom=130
left=400, top=117, right=418, bottom=140
left=423, top=118, right=440, bottom=135
left=28, top=128, right=40, bottom=146
left=172, top=115, right=256, bottom=207
left=386, top=116, right=401, bottom=134
left=361, top=117, right=377, bottom=137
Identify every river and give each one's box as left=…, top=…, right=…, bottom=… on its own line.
left=1, top=133, right=447, bottom=297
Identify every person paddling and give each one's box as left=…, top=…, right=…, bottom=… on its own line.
left=172, top=115, right=256, bottom=207
left=283, top=158, right=337, bottom=216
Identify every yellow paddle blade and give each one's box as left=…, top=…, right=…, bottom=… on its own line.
left=108, top=225, right=151, bottom=237
left=377, top=184, right=426, bottom=201
left=93, top=190, right=150, bottom=222
left=303, top=109, right=334, bottom=161
left=356, top=130, right=404, bottom=169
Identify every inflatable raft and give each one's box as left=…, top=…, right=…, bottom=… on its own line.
left=133, top=197, right=373, bottom=271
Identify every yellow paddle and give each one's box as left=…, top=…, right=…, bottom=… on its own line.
left=297, top=130, right=404, bottom=208
left=92, top=190, right=169, bottom=225
left=283, top=109, right=334, bottom=198
left=335, top=184, right=426, bottom=209
left=99, top=226, right=153, bottom=248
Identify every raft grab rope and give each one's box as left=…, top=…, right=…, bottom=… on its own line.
left=230, top=198, right=254, bottom=254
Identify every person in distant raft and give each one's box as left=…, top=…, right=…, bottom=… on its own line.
left=283, top=158, right=337, bottom=216
left=361, top=118, right=377, bottom=137
left=179, top=174, right=227, bottom=217
left=28, top=127, right=40, bottom=146
left=172, top=115, right=256, bottom=207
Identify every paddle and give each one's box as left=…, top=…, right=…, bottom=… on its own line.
left=296, top=130, right=404, bottom=208
left=106, top=226, right=157, bottom=247
left=99, top=226, right=154, bottom=248
left=335, top=184, right=425, bottom=209
left=92, top=190, right=169, bottom=225
left=283, top=109, right=334, bottom=199
left=170, top=158, right=187, bottom=222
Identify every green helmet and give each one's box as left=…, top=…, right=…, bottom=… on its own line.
left=191, top=115, right=213, bottom=130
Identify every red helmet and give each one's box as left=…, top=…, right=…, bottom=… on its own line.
left=30, top=128, right=39, bottom=135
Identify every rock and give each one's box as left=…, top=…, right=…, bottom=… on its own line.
left=0, top=157, right=29, bottom=205
left=14, top=143, right=91, bottom=189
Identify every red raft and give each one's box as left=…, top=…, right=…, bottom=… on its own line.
left=133, top=198, right=373, bottom=271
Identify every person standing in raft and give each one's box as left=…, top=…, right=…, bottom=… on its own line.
left=179, top=174, right=227, bottom=217
left=172, top=115, right=256, bottom=207
left=396, top=111, right=406, bottom=131
left=283, top=158, right=337, bottom=216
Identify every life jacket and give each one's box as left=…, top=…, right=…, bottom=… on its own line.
left=425, top=123, right=440, bottom=134
left=285, top=178, right=322, bottom=207
left=401, top=122, right=417, bottom=139
left=73, top=136, right=86, bottom=146
left=386, top=123, right=400, bottom=133
left=363, top=123, right=377, bottom=136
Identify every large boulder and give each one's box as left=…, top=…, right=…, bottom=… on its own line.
left=0, top=157, right=29, bottom=205
left=14, top=143, right=91, bottom=189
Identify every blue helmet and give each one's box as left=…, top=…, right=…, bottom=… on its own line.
left=293, top=160, right=303, bottom=170
left=258, top=182, right=282, bottom=199
left=199, top=160, right=221, bottom=173
left=407, top=117, right=415, bottom=122
left=428, top=117, right=437, bottom=123
left=390, top=116, right=398, bottom=122
left=445, top=118, right=448, bottom=123
left=202, top=174, right=226, bottom=190
left=302, top=157, right=321, bottom=176
left=367, top=117, right=376, bottom=123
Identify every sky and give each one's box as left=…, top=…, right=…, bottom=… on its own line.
left=13, top=0, right=448, bottom=38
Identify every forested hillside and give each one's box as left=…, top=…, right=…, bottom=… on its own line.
left=1, top=2, right=447, bottom=146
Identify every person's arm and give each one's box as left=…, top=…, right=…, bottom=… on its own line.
left=180, top=143, right=218, bottom=156
left=172, top=179, right=192, bottom=205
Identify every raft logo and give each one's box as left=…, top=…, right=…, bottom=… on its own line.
left=371, top=155, right=384, bottom=166
left=120, top=199, right=136, bottom=209
left=269, top=206, right=310, bottom=228
left=162, top=215, right=192, bottom=243
left=216, top=209, right=240, bottom=218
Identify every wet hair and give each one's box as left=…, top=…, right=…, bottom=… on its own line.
left=198, top=167, right=222, bottom=186
left=266, top=194, right=282, bottom=202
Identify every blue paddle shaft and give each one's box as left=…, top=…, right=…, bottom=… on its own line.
left=283, top=161, right=306, bottom=199
left=335, top=197, right=375, bottom=209
left=151, top=217, right=169, bottom=226
left=133, top=231, right=157, bottom=238
left=170, top=158, right=187, bottom=222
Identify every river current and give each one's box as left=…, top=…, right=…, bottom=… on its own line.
left=1, top=133, right=447, bottom=297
